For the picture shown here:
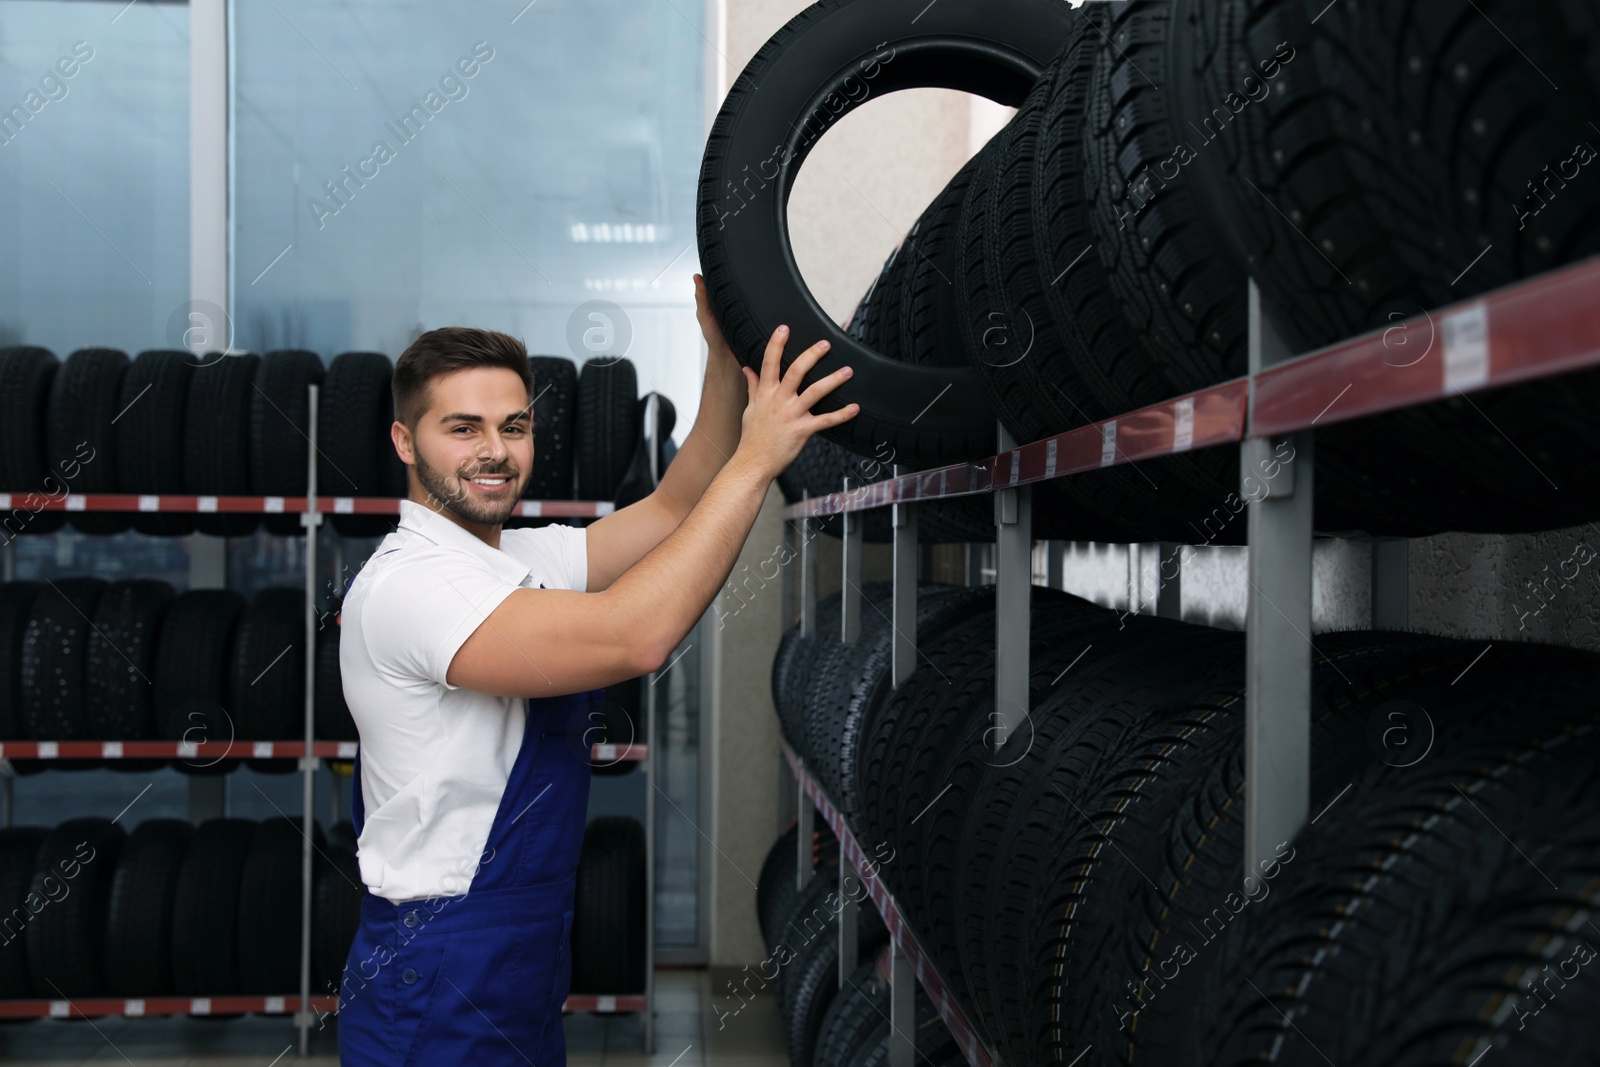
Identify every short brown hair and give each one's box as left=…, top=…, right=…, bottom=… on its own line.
left=393, top=327, right=532, bottom=427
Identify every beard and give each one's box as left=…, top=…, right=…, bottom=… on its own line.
left=413, top=447, right=526, bottom=527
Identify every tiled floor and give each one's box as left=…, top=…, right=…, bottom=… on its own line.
left=0, top=970, right=788, bottom=1065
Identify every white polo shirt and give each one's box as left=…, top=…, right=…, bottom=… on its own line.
left=340, top=499, right=589, bottom=903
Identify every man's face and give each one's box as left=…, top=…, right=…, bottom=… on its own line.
left=397, top=367, right=533, bottom=528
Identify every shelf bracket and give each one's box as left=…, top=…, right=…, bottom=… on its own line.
left=799, top=496, right=816, bottom=639
left=841, top=477, right=863, bottom=645
left=889, top=940, right=915, bottom=1067
left=993, top=421, right=1032, bottom=750
left=1243, top=280, right=1315, bottom=890
left=891, top=465, right=918, bottom=690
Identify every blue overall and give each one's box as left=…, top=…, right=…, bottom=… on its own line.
left=338, top=688, right=602, bottom=1066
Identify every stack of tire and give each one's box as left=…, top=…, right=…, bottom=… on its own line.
left=772, top=578, right=1600, bottom=1064
left=699, top=0, right=1600, bottom=543
left=753, top=821, right=966, bottom=1067
left=570, top=816, right=648, bottom=995
left=0, top=814, right=344, bottom=999
left=0, top=580, right=352, bottom=761
left=0, top=347, right=643, bottom=540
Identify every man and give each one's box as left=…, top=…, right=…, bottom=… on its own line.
left=335, top=274, right=858, bottom=1066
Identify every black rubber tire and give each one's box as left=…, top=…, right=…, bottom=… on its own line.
left=0, top=583, right=42, bottom=741
left=0, top=826, right=49, bottom=997
left=116, top=350, right=196, bottom=536
left=250, top=349, right=325, bottom=535
left=958, top=626, right=1243, bottom=1063
left=575, top=357, right=638, bottom=501
left=899, top=598, right=1155, bottom=994
left=19, top=577, right=106, bottom=741
left=84, top=579, right=174, bottom=740
left=526, top=356, right=578, bottom=501
left=779, top=874, right=888, bottom=1067
left=570, top=816, right=647, bottom=994
left=757, top=821, right=840, bottom=959
left=0, top=346, right=60, bottom=493
left=238, top=815, right=323, bottom=993
left=1182, top=0, right=1600, bottom=355
left=318, top=352, right=399, bottom=538
left=314, top=623, right=357, bottom=742
left=171, top=818, right=256, bottom=995
left=0, top=347, right=65, bottom=536
left=1189, top=644, right=1600, bottom=1067
left=24, top=817, right=125, bottom=997
left=154, top=589, right=246, bottom=748
left=1156, top=0, right=1600, bottom=538
left=696, top=0, right=1080, bottom=465
left=771, top=849, right=843, bottom=1014
left=103, top=818, right=192, bottom=996
left=46, top=347, right=129, bottom=535
left=1079, top=632, right=1483, bottom=1067
left=611, top=393, right=679, bottom=512
left=184, top=351, right=261, bottom=537
left=312, top=842, right=364, bottom=994
left=813, top=958, right=889, bottom=1067
left=228, top=587, right=305, bottom=742
left=1084, top=1, right=1247, bottom=401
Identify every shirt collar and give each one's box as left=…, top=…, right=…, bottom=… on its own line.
left=396, top=499, right=533, bottom=588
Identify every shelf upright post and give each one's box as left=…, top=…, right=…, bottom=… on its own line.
left=1372, top=539, right=1408, bottom=629
left=994, top=420, right=1033, bottom=750
left=297, top=383, right=322, bottom=1056
left=836, top=476, right=862, bottom=978
left=888, top=940, right=914, bottom=1067
left=796, top=494, right=815, bottom=891
left=841, top=477, right=862, bottom=645
left=642, top=395, right=659, bottom=1056
left=1242, top=280, right=1316, bottom=888
left=800, top=493, right=816, bottom=639
left=1155, top=542, right=1182, bottom=619
left=891, top=466, right=917, bottom=690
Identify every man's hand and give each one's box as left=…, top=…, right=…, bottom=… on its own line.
left=734, top=322, right=859, bottom=483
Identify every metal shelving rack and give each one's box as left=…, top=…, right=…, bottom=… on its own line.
left=777, top=256, right=1600, bottom=1067
left=0, top=383, right=660, bottom=1056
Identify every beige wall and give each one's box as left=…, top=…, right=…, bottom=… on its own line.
left=705, top=0, right=988, bottom=966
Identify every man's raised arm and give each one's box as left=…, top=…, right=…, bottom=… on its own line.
left=445, top=322, right=858, bottom=698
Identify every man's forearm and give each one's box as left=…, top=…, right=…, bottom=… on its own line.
left=608, top=452, right=771, bottom=667
left=654, top=374, right=745, bottom=523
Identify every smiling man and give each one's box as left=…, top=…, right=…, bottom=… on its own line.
left=333, top=275, right=857, bottom=1066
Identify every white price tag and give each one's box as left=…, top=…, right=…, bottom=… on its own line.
left=597, top=995, right=617, bottom=1012
left=38, top=742, right=58, bottom=759
left=1173, top=397, right=1196, bottom=452
left=595, top=502, right=614, bottom=516
left=1045, top=439, right=1058, bottom=479
left=595, top=744, right=617, bottom=762
left=198, top=496, right=218, bottom=513
left=191, top=998, right=212, bottom=1015
left=264, top=996, right=286, bottom=1013
left=334, top=498, right=354, bottom=514
left=66, top=495, right=86, bottom=512
left=337, top=741, right=358, bottom=758
left=520, top=501, right=542, bottom=517
left=177, top=741, right=198, bottom=758
left=253, top=742, right=274, bottom=758
left=1009, top=450, right=1021, bottom=486
left=1442, top=302, right=1490, bottom=392
left=1099, top=421, right=1118, bottom=467
left=264, top=497, right=285, bottom=513
left=0, top=494, right=10, bottom=509
left=124, top=999, right=145, bottom=1016
left=49, top=1001, right=70, bottom=1018
left=138, top=495, right=160, bottom=512
left=102, top=742, right=123, bottom=758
